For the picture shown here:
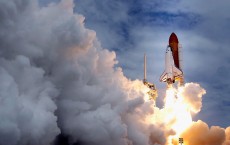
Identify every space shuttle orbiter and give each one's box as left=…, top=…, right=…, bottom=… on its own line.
left=160, top=33, right=184, bottom=87
left=160, top=47, right=183, bottom=86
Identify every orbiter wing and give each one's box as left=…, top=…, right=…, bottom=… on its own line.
left=160, top=71, right=167, bottom=82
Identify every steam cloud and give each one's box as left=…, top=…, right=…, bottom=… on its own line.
left=0, top=0, right=229, bottom=145
left=178, top=83, right=206, bottom=113
left=181, top=120, right=225, bottom=145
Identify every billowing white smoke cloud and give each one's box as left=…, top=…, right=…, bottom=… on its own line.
left=178, top=83, right=206, bottom=113
left=0, top=0, right=153, bottom=145
left=0, top=0, right=229, bottom=145
left=224, top=127, right=230, bottom=145
left=0, top=56, right=60, bottom=145
left=176, top=83, right=230, bottom=145
left=181, top=120, right=226, bottom=145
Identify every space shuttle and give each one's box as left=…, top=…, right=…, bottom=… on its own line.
left=160, top=32, right=184, bottom=87
left=160, top=47, right=183, bottom=86
left=142, top=33, right=184, bottom=98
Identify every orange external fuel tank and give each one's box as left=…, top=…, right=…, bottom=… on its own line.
left=169, top=33, right=180, bottom=69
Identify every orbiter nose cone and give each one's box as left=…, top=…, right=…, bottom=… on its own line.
left=169, top=32, right=179, bottom=44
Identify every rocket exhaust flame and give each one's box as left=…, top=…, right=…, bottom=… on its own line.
left=163, top=87, right=192, bottom=144
left=145, top=83, right=206, bottom=145
left=167, top=87, right=193, bottom=130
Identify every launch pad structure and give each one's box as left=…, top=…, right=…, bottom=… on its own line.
left=143, top=53, right=157, bottom=101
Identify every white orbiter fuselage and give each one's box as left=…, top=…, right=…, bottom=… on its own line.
left=160, top=47, right=183, bottom=85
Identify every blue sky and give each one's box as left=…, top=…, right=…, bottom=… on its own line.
left=73, top=0, right=230, bottom=128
